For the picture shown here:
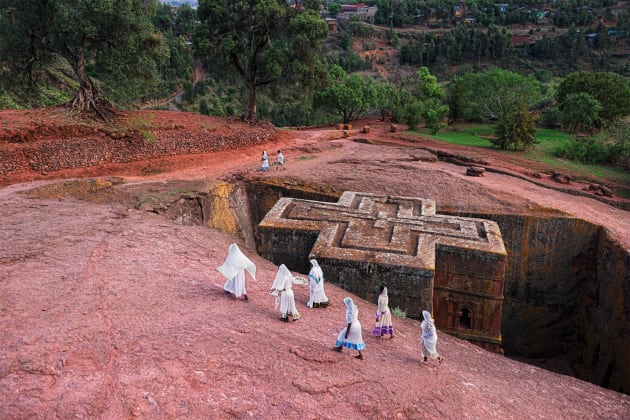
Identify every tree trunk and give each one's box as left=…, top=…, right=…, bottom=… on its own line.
left=66, top=43, right=113, bottom=121
left=244, top=82, right=257, bottom=123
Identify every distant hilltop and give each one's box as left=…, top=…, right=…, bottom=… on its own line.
left=159, top=0, right=198, bottom=8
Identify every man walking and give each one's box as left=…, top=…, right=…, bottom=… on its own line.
left=276, top=150, right=286, bottom=171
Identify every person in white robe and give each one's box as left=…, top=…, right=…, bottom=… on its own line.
left=421, top=310, right=443, bottom=365
left=372, top=285, right=395, bottom=339
left=261, top=150, right=270, bottom=171
left=334, top=297, right=365, bottom=359
left=307, top=259, right=330, bottom=308
left=217, top=243, right=256, bottom=301
left=270, top=264, right=300, bottom=321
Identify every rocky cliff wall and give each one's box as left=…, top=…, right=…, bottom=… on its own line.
left=460, top=212, right=629, bottom=394
left=585, top=232, right=629, bottom=393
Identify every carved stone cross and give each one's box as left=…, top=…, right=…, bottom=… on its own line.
left=259, top=191, right=507, bottom=351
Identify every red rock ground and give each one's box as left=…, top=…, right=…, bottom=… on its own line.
left=1, top=110, right=629, bottom=418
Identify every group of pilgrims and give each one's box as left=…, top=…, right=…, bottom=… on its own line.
left=218, top=243, right=443, bottom=364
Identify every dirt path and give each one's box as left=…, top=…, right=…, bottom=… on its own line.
left=117, top=121, right=630, bottom=247
left=0, top=111, right=627, bottom=245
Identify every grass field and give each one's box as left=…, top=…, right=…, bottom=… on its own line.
left=413, top=124, right=630, bottom=198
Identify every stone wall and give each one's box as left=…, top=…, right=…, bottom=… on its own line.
left=459, top=212, right=629, bottom=393
left=259, top=227, right=320, bottom=272
left=587, top=232, right=629, bottom=393
left=434, top=246, right=506, bottom=351
left=0, top=122, right=277, bottom=175
left=319, top=259, right=434, bottom=319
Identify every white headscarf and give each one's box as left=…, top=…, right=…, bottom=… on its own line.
left=380, top=286, right=388, bottom=297
left=271, top=264, right=293, bottom=309
left=344, top=297, right=357, bottom=323
left=421, top=310, right=438, bottom=348
left=217, top=243, right=256, bottom=280
left=309, top=259, right=323, bottom=283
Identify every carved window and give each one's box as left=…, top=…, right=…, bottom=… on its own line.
left=460, top=307, right=472, bottom=330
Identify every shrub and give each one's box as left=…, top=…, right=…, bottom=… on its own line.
left=391, top=307, right=406, bottom=319
left=182, top=81, right=194, bottom=103
left=606, top=123, right=630, bottom=170
left=0, top=92, right=22, bottom=110
left=607, top=140, right=630, bottom=170
left=403, top=101, right=423, bottom=130
left=553, top=137, right=609, bottom=164
left=540, top=106, right=562, bottom=128
left=492, top=97, right=538, bottom=150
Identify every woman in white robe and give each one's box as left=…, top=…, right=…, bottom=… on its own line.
left=270, top=264, right=300, bottom=321
left=307, top=259, right=330, bottom=308
left=421, top=310, right=443, bottom=365
left=334, top=297, right=365, bottom=359
left=372, top=286, right=395, bottom=338
left=217, top=243, right=256, bottom=301
left=261, top=150, right=270, bottom=171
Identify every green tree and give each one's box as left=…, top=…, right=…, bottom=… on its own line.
left=175, top=4, right=197, bottom=36
left=402, top=67, right=449, bottom=133
left=0, top=0, right=160, bottom=119
left=153, top=3, right=174, bottom=32
left=315, top=65, right=376, bottom=124
left=493, top=97, right=538, bottom=150
left=327, top=2, right=341, bottom=16
left=560, top=92, right=602, bottom=133
left=422, top=97, right=449, bottom=134
left=196, top=1, right=328, bottom=122
left=449, top=68, right=542, bottom=122
left=556, top=71, right=630, bottom=123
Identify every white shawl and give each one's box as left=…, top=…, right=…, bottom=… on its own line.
left=308, top=259, right=323, bottom=284
left=270, top=264, right=293, bottom=309
left=218, top=243, right=256, bottom=297
left=421, top=310, right=438, bottom=354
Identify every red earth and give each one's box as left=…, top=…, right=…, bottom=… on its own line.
left=1, top=108, right=628, bottom=246
left=1, top=109, right=629, bottom=417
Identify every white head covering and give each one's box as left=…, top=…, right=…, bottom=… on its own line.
left=421, top=310, right=438, bottom=349
left=271, top=264, right=293, bottom=309
left=309, top=259, right=323, bottom=283
left=344, top=297, right=353, bottom=310
left=344, top=297, right=358, bottom=322
left=217, top=243, right=256, bottom=280
left=380, top=286, right=388, bottom=297
left=422, top=310, right=433, bottom=325
left=271, top=264, right=293, bottom=290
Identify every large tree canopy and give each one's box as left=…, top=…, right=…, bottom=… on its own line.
left=556, top=71, right=630, bottom=123
left=0, top=0, right=160, bottom=119
left=448, top=68, right=542, bottom=123
left=196, top=0, right=328, bottom=122
left=400, top=67, right=449, bottom=132
left=315, top=65, right=377, bottom=124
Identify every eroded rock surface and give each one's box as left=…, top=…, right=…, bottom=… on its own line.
left=1, top=182, right=628, bottom=418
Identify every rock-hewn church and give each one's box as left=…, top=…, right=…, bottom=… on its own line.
left=259, top=191, right=507, bottom=351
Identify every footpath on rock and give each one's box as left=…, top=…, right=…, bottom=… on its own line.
left=1, top=110, right=629, bottom=418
